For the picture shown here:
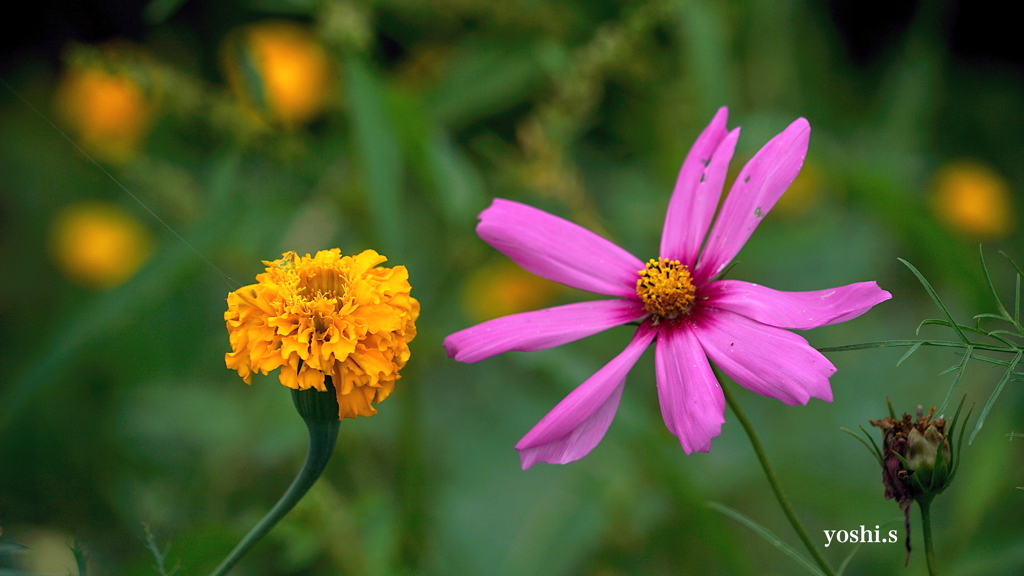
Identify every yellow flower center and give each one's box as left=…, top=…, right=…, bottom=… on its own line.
left=296, top=266, right=347, bottom=300
left=636, top=258, right=696, bottom=322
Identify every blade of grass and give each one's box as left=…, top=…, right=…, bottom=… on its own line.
left=344, top=54, right=404, bottom=257
left=708, top=502, right=827, bottom=576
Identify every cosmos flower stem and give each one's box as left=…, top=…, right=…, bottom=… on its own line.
left=919, top=498, right=939, bottom=576
left=720, top=376, right=837, bottom=576
left=208, top=417, right=340, bottom=576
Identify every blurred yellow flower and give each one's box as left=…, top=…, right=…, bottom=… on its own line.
left=463, top=260, right=560, bottom=323
left=49, top=201, right=154, bottom=288
left=222, top=21, right=332, bottom=126
left=225, top=250, right=419, bottom=420
left=931, top=161, right=1016, bottom=239
left=54, top=66, right=151, bottom=163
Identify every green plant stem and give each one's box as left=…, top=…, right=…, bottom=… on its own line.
left=919, top=498, right=939, bottom=576
left=721, top=381, right=836, bottom=576
left=208, top=418, right=340, bottom=576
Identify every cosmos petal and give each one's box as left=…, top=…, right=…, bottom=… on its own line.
left=655, top=324, right=726, bottom=454
left=691, top=307, right=834, bottom=406
left=443, top=299, right=646, bottom=363
left=660, top=108, right=738, bottom=268
left=516, top=327, right=656, bottom=469
left=695, top=118, right=811, bottom=283
left=700, top=280, right=892, bottom=330
left=477, top=199, right=644, bottom=298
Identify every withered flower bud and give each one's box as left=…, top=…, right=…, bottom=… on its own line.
left=867, top=400, right=966, bottom=565
left=871, top=405, right=951, bottom=505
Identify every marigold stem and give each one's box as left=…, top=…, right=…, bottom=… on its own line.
left=208, top=417, right=340, bottom=576
left=919, top=498, right=939, bottom=576
left=720, top=380, right=837, bottom=576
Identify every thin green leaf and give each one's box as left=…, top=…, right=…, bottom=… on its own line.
left=860, top=425, right=884, bottom=461
left=944, top=395, right=966, bottom=441
left=958, top=324, right=1002, bottom=338
left=819, top=339, right=945, bottom=353
left=970, top=350, right=1023, bottom=444
left=999, top=251, right=1024, bottom=284
left=963, top=351, right=1018, bottom=368
left=896, top=341, right=923, bottom=366
left=931, top=437, right=949, bottom=491
left=980, top=246, right=1014, bottom=323
left=1015, top=273, right=1020, bottom=327
left=887, top=397, right=896, bottom=419
left=986, top=329, right=1024, bottom=340
left=938, top=364, right=959, bottom=376
left=708, top=502, right=827, bottom=576
left=917, top=318, right=952, bottom=334
left=950, top=403, right=974, bottom=481
left=978, top=331, right=1020, bottom=347
left=939, top=345, right=972, bottom=414
left=899, top=258, right=969, bottom=344
left=841, top=427, right=882, bottom=462
left=836, top=541, right=865, bottom=576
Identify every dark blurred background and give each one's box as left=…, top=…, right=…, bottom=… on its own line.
left=2, top=1, right=1023, bottom=575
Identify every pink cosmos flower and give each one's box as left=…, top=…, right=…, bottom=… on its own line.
left=444, top=108, right=891, bottom=469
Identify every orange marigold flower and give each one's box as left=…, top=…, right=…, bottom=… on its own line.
left=222, top=20, right=333, bottom=126
left=54, top=66, right=151, bottom=163
left=225, top=249, right=419, bottom=419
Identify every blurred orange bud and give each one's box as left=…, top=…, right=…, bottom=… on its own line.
left=54, top=66, right=151, bottom=163
left=49, top=201, right=154, bottom=288
left=931, top=161, right=1016, bottom=239
left=463, top=260, right=561, bottom=323
left=222, top=21, right=333, bottom=126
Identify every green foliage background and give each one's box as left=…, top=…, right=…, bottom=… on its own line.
left=1, top=1, right=1023, bottom=574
